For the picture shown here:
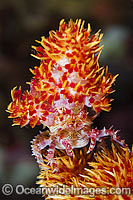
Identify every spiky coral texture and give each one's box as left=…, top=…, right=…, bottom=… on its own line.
left=6, top=19, right=120, bottom=165
left=7, top=19, right=117, bottom=130
left=37, top=146, right=93, bottom=199
left=81, top=143, right=133, bottom=200
left=37, top=142, right=132, bottom=200
left=6, top=19, right=132, bottom=200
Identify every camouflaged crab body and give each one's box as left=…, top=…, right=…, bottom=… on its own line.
left=31, top=121, right=123, bottom=167
left=31, top=129, right=90, bottom=162
left=31, top=114, right=92, bottom=165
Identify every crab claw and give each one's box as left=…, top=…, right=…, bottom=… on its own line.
left=61, top=139, right=73, bottom=156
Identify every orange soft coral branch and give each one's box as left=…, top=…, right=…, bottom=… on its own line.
left=80, top=144, right=132, bottom=200
left=7, top=87, right=50, bottom=128
left=37, top=143, right=132, bottom=200
left=7, top=19, right=119, bottom=168
left=32, top=19, right=103, bottom=63
left=7, top=19, right=117, bottom=126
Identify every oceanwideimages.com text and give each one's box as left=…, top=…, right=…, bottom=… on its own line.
left=2, top=184, right=131, bottom=197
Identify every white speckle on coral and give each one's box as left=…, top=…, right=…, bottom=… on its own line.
left=35, top=106, right=43, bottom=118
left=54, top=97, right=74, bottom=110
left=85, top=96, right=92, bottom=107
left=68, top=87, right=77, bottom=96
left=68, top=72, right=80, bottom=83
left=57, top=56, right=70, bottom=66
left=51, top=70, right=63, bottom=83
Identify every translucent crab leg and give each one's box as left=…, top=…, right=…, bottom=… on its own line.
left=87, top=129, right=97, bottom=153
left=31, top=132, right=52, bottom=166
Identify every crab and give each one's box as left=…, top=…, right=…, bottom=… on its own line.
left=31, top=111, right=124, bottom=169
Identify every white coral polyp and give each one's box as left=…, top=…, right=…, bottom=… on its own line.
left=57, top=56, right=70, bottom=67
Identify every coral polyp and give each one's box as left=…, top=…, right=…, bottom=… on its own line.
left=7, top=19, right=122, bottom=167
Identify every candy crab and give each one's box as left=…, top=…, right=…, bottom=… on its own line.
left=7, top=19, right=123, bottom=169
left=31, top=125, right=124, bottom=168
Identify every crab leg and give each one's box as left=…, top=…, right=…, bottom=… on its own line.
left=31, top=131, right=52, bottom=166
left=60, top=139, right=73, bottom=156
left=46, top=138, right=56, bottom=160
left=46, top=138, right=59, bottom=172
left=87, top=129, right=97, bottom=153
